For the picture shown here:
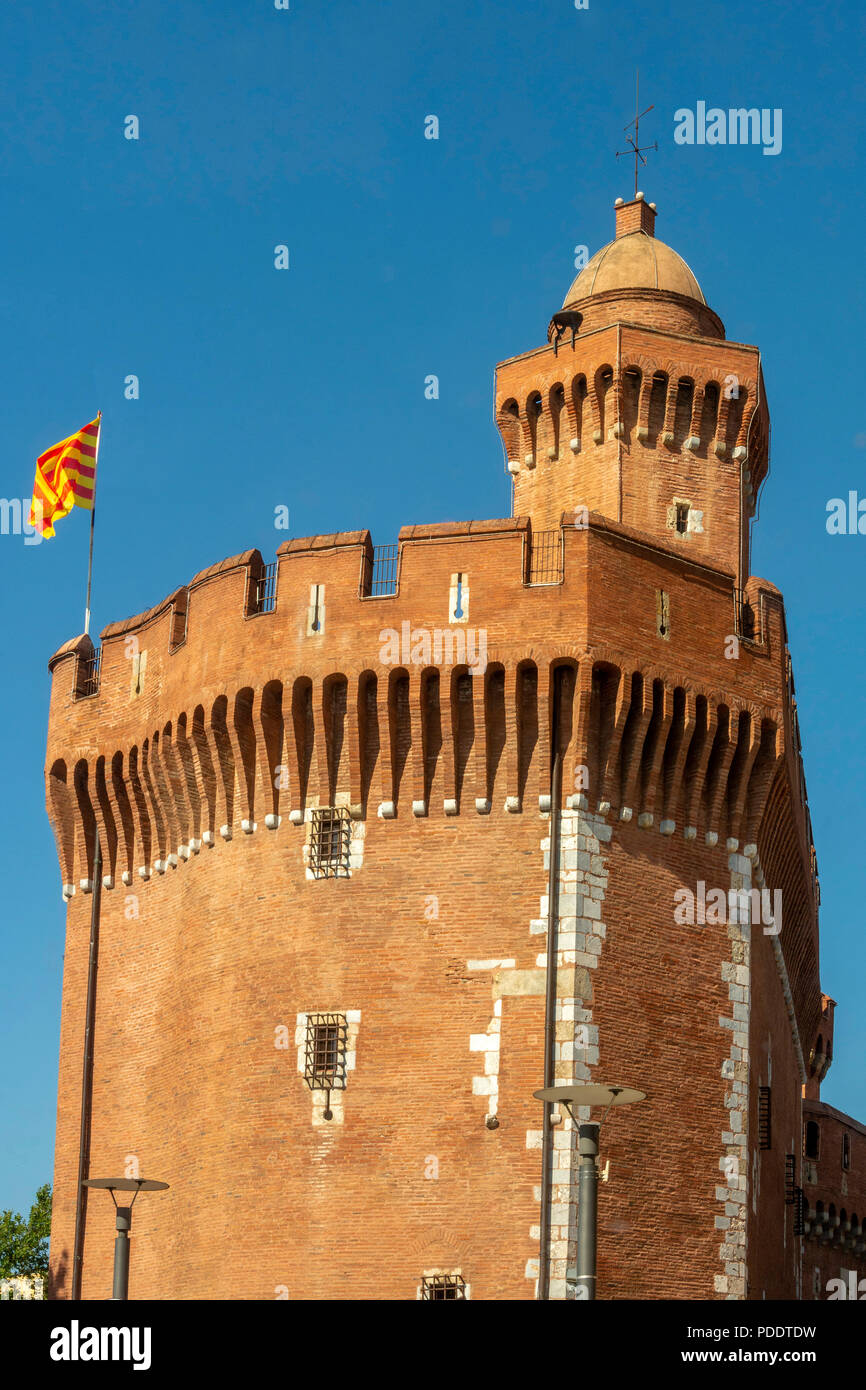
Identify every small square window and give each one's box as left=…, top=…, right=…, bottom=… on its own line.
left=309, top=806, right=351, bottom=878
left=421, top=1274, right=466, bottom=1300
left=304, top=1014, right=348, bottom=1091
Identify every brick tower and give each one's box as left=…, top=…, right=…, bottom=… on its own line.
left=45, top=195, right=865, bottom=1301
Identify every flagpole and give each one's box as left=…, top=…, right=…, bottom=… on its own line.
left=84, top=412, right=101, bottom=637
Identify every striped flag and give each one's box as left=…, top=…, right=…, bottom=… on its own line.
left=28, top=414, right=101, bottom=539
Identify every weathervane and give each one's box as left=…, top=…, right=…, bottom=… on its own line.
left=616, top=70, right=657, bottom=197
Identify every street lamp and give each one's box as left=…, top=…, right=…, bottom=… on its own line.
left=82, top=1177, right=169, bottom=1300
left=533, top=1083, right=646, bottom=1300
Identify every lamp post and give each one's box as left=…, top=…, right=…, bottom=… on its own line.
left=533, top=1083, right=645, bottom=1300
left=82, top=1177, right=168, bottom=1300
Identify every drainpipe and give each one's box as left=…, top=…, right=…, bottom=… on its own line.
left=538, top=668, right=564, bottom=1299
left=616, top=324, right=623, bottom=523
left=71, top=832, right=102, bottom=1301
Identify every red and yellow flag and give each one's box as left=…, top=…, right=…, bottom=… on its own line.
left=28, top=414, right=100, bottom=539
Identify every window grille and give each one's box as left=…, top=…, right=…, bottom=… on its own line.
left=421, top=1274, right=466, bottom=1300
left=250, top=562, right=278, bottom=615
left=528, top=530, right=563, bottom=585
left=734, top=588, right=756, bottom=640
left=169, top=596, right=188, bottom=652
left=303, top=1014, right=348, bottom=1092
left=785, top=1154, right=796, bottom=1205
left=309, top=806, right=351, bottom=878
left=361, top=544, right=399, bottom=597
left=675, top=502, right=689, bottom=534
left=758, top=1086, right=772, bottom=1150
left=793, top=1187, right=805, bottom=1237
left=75, top=647, right=101, bottom=699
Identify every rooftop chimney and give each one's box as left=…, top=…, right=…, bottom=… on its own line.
left=614, top=192, right=657, bottom=238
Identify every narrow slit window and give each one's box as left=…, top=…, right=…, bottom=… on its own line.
left=804, top=1119, right=820, bottom=1160
left=842, top=1132, right=851, bottom=1171
left=675, top=502, right=690, bottom=534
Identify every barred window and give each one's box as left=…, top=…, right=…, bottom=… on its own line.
left=304, top=1014, right=348, bottom=1092
left=675, top=502, right=690, bottom=534
left=309, top=806, right=351, bottom=878
left=421, top=1274, right=466, bottom=1301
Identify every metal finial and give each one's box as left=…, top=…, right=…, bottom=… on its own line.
left=616, top=70, right=658, bottom=198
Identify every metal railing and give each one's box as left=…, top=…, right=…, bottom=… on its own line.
left=75, top=647, right=101, bottom=699
left=362, top=543, right=399, bottom=597
left=527, top=530, right=564, bottom=585
left=250, top=562, right=278, bottom=615
left=734, top=588, right=757, bottom=641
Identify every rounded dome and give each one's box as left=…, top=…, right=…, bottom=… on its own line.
left=563, top=230, right=705, bottom=308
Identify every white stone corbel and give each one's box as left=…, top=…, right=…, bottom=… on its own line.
left=443, top=798, right=458, bottom=816
left=202, top=831, right=215, bottom=847
left=265, top=813, right=281, bottom=830
left=475, top=798, right=491, bottom=815
left=378, top=801, right=396, bottom=819
left=412, top=800, right=427, bottom=817
left=241, top=820, right=256, bottom=835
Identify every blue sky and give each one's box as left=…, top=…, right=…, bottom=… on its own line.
left=1, top=0, right=864, bottom=1217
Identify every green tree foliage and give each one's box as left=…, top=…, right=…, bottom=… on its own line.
left=0, top=1184, right=51, bottom=1279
